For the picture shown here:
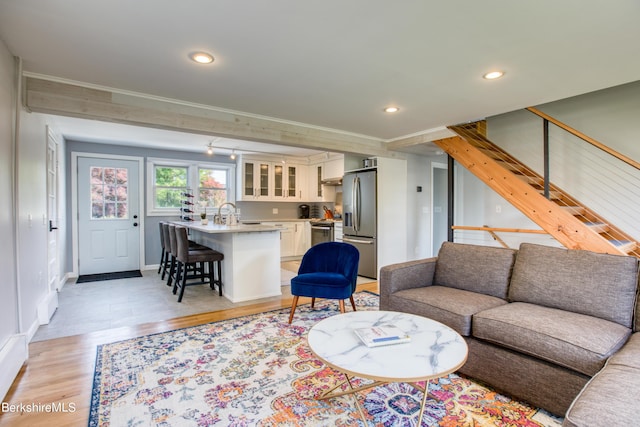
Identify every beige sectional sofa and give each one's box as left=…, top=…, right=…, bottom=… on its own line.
left=380, top=242, right=640, bottom=425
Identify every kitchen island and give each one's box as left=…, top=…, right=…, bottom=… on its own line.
left=171, top=221, right=284, bottom=303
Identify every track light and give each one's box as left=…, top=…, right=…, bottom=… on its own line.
left=206, top=142, right=214, bottom=155
left=230, top=149, right=236, bottom=160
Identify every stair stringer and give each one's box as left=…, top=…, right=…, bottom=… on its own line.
left=433, top=135, right=625, bottom=255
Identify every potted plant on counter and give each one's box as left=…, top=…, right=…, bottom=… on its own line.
left=200, top=209, right=208, bottom=225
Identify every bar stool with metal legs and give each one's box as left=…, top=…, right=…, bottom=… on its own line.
left=172, top=225, right=224, bottom=302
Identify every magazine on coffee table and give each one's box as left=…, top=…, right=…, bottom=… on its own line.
left=354, top=325, right=411, bottom=347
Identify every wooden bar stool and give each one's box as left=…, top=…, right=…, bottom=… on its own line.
left=158, top=221, right=169, bottom=275
left=163, top=223, right=207, bottom=285
left=172, top=226, right=224, bottom=302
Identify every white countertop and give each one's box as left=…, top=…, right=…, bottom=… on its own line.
left=172, top=221, right=284, bottom=234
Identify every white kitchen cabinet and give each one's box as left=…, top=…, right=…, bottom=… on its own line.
left=293, top=221, right=310, bottom=255
left=263, top=221, right=309, bottom=258
left=237, top=159, right=272, bottom=201
left=308, top=163, right=324, bottom=202
left=334, top=222, right=343, bottom=242
left=274, top=163, right=306, bottom=200
left=238, top=156, right=306, bottom=201
left=322, top=157, right=344, bottom=181
left=308, top=155, right=343, bottom=203
left=263, top=221, right=294, bottom=257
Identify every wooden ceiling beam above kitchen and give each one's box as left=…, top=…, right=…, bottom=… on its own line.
left=23, top=75, right=396, bottom=158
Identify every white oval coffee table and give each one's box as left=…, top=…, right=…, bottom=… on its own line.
left=307, top=310, right=468, bottom=424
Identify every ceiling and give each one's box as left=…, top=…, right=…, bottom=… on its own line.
left=1, top=1, right=639, bottom=156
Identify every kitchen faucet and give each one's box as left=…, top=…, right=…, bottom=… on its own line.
left=216, top=202, right=237, bottom=224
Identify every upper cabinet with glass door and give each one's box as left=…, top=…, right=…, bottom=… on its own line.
left=274, top=163, right=305, bottom=200
left=237, top=158, right=272, bottom=201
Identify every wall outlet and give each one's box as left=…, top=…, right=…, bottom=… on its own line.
left=272, top=208, right=279, bottom=214
left=496, top=205, right=502, bottom=213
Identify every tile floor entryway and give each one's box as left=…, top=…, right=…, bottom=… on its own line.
left=33, top=261, right=373, bottom=342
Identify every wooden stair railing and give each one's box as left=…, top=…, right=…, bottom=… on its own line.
left=434, top=123, right=637, bottom=256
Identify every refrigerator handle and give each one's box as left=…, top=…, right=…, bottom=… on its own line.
left=343, top=237, right=373, bottom=244
left=353, top=176, right=360, bottom=232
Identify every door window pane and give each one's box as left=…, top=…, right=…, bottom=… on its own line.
left=90, top=166, right=129, bottom=219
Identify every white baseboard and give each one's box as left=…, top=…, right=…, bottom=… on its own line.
left=37, top=291, right=59, bottom=325
left=59, top=272, right=76, bottom=291
left=25, top=318, right=40, bottom=343
left=144, top=264, right=159, bottom=271
left=0, top=335, right=28, bottom=401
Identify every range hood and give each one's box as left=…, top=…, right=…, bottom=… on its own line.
left=321, top=177, right=343, bottom=186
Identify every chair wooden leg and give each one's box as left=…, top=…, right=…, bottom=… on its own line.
left=288, top=296, right=299, bottom=324
left=216, top=260, right=222, bottom=296
left=172, top=262, right=182, bottom=295
left=177, top=263, right=188, bottom=302
left=158, top=248, right=165, bottom=274
left=166, top=256, right=176, bottom=286
left=208, top=261, right=215, bottom=290
left=350, top=295, right=356, bottom=311
left=339, top=300, right=346, bottom=313
left=311, top=297, right=316, bottom=308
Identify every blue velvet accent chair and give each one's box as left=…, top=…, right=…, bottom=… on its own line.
left=288, top=242, right=360, bottom=324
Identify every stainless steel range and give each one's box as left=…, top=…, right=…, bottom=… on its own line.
left=310, top=219, right=335, bottom=246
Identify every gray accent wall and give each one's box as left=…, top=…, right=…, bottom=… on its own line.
left=455, top=81, right=640, bottom=248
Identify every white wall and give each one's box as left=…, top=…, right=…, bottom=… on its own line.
left=0, top=40, right=26, bottom=401
left=17, top=110, right=52, bottom=338
left=405, top=153, right=453, bottom=259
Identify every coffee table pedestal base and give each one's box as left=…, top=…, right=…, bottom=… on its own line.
left=318, top=371, right=432, bottom=425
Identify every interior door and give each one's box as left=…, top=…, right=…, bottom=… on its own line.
left=77, top=157, right=140, bottom=275
left=46, top=129, right=60, bottom=292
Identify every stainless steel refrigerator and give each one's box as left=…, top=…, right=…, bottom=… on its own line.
left=342, top=169, right=377, bottom=278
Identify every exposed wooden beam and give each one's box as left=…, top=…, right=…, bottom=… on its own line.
left=24, top=76, right=395, bottom=157
left=386, top=126, right=456, bottom=153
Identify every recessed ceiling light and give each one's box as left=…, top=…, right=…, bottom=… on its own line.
left=190, top=52, right=214, bottom=64
left=483, top=71, right=504, bottom=80
left=383, top=106, right=400, bottom=113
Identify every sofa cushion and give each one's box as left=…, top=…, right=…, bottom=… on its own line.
left=608, top=332, right=640, bottom=369
left=509, top=243, right=638, bottom=327
left=388, top=286, right=508, bottom=336
left=473, top=302, right=631, bottom=376
left=434, top=242, right=517, bottom=299
left=563, top=364, right=640, bottom=427
left=635, top=288, right=640, bottom=332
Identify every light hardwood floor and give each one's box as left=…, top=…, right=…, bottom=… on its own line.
left=0, top=275, right=378, bottom=427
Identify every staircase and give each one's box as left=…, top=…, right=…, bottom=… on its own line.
left=433, top=122, right=638, bottom=256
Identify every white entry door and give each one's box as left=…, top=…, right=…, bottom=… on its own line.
left=77, top=157, right=141, bottom=275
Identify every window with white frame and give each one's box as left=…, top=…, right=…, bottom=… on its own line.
left=147, top=159, right=235, bottom=216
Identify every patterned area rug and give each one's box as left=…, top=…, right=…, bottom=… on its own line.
left=89, top=292, right=563, bottom=426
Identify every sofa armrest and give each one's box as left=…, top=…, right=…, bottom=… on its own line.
left=379, top=257, right=437, bottom=299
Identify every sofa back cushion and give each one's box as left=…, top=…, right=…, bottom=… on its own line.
left=433, top=242, right=517, bottom=299
left=635, top=285, right=640, bottom=332
left=509, top=243, right=639, bottom=327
